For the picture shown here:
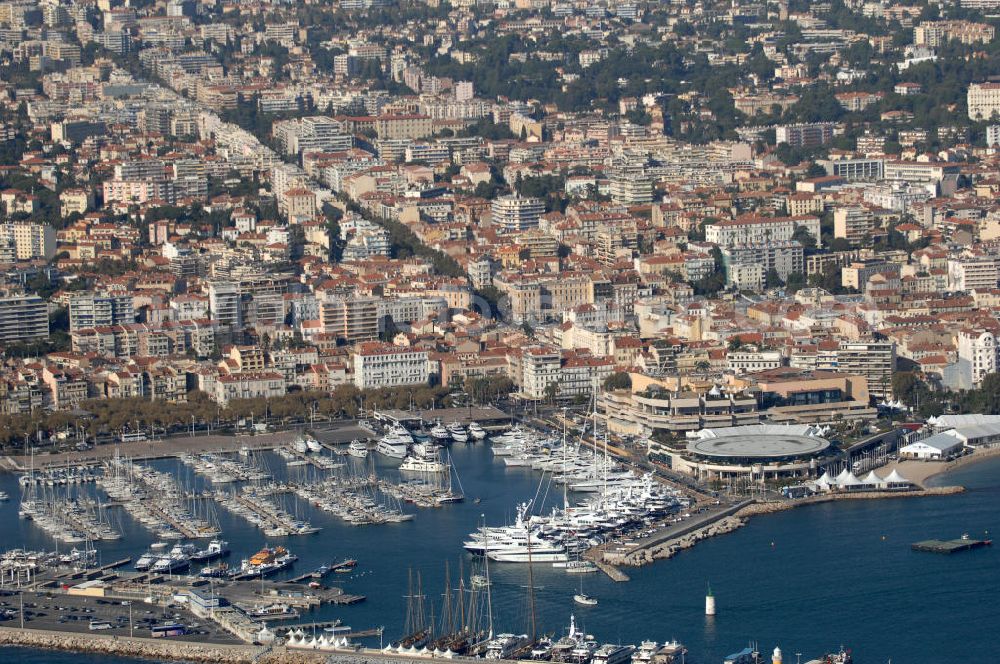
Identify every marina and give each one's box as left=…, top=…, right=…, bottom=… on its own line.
left=0, top=423, right=996, bottom=663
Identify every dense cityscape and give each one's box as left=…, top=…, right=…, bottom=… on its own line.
left=0, top=0, right=998, bottom=661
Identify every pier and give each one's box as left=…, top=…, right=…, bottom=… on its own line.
left=214, top=487, right=318, bottom=536
left=911, top=537, right=992, bottom=553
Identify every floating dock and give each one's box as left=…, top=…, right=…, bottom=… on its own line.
left=912, top=537, right=992, bottom=553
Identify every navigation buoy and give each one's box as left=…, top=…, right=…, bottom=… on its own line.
left=705, top=584, right=716, bottom=616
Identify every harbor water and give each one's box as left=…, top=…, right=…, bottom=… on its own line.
left=1, top=441, right=998, bottom=662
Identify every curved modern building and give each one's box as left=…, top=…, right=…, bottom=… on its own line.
left=666, top=424, right=835, bottom=481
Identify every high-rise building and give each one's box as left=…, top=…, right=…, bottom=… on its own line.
left=609, top=163, right=653, bottom=205
left=491, top=195, right=544, bottom=233
left=837, top=340, right=896, bottom=400
left=775, top=122, right=836, bottom=148
left=0, top=223, right=56, bottom=260
left=208, top=281, right=242, bottom=331
left=0, top=294, right=48, bottom=342
left=69, top=293, right=134, bottom=331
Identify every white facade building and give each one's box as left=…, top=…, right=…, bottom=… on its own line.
left=352, top=343, right=429, bottom=389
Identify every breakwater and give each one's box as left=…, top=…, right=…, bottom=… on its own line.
left=0, top=627, right=272, bottom=663
left=607, top=486, right=965, bottom=566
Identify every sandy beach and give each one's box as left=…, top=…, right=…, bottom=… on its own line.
left=878, top=446, right=1000, bottom=488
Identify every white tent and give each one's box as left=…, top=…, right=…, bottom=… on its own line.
left=835, top=468, right=864, bottom=488
left=862, top=471, right=886, bottom=487
left=814, top=471, right=836, bottom=490
left=883, top=469, right=911, bottom=486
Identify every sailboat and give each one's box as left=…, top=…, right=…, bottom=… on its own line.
left=573, top=575, right=597, bottom=606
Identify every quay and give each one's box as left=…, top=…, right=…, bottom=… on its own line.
left=911, top=537, right=992, bottom=554
left=2, top=431, right=303, bottom=471
left=601, top=500, right=754, bottom=567
left=373, top=406, right=509, bottom=430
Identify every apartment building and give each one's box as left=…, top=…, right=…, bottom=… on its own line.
left=68, top=293, right=134, bottom=332
left=837, top=340, right=896, bottom=400
left=352, top=343, right=429, bottom=389
left=820, top=157, right=884, bottom=181
left=968, top=82, right=1000, bottom=121
left=833, top=206, right=876, bottom=245
left=320, top=296, right=379, bottom=342
left=914, top=21, right=994, bottom=47
left=0, top=222, right=56, bottom=260
left=705, top=215, right=820, bottom=248
left=775, top=122, right=836, bottom=148
left=722, top=241, right=804, bottom=289
left=491, top=194, right=544, bottom=233
left=208, top=281, right=241, bottom=331
left=214, top=371, right=286, bottom=405
left=957, top=329, right=998, bottom=388
left=948, top=255, right=1000, bottom=292
left=0, top=294, right=48, bottom=343
left=521, top=346, right=561, bottom=399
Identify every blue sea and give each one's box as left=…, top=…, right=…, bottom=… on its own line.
left=1, top=443, right=997, bottom=663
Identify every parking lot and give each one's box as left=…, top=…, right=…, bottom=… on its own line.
left=0, top=589, right=242, bottom=644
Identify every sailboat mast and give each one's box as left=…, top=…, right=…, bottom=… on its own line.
left=561, top=409, right=568, bottom=510
left=483, top=516, right=494, bottom=639
left=526, top=523, right=536, bottom=643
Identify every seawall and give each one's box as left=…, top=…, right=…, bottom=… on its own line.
left=606, top=486, right=964, bottom=567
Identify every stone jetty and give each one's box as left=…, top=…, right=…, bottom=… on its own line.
left=0, top=627, right=320, bottom=663
left=609, top=516, right=747, bottom=567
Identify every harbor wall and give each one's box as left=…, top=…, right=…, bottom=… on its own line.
left=0, top=628, right=525, bottom=664
left=606, top=487, right=963, bottom=567
left=0, top=627, right=292, bottom=663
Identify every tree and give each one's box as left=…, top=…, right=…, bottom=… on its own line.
left=792, top=225, right=817, bottom=250
left=543, top=381, right=560, bottom=403
left=764, top=268, right=784, bottom=289
left=603, top=372, right=632, bottom=391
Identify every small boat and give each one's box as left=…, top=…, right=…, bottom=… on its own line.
left=150, top=541, right=169, bottom=550
left=573, top=593, right=598, bottom=606
left=348, top=440, right=368, bottom=458
left=199, top=563, right=230, bottom=578
left=0, top=491, right=9, bottom=501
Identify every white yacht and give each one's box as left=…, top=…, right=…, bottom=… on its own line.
left=388, top=424, right=414, bottom=444
left=430, top=422, right=451, bottom=441
left=399, top=455, right=449, bottom=473
left=293, top=438, right=309, bottom=454
left=151, top=552, right=189, bottom=574
left=593, top=644, right=634, bottom=664
left=487, top=540, right=570, bottom=563
left=468, top=422, right=487, bottom=440
left=448, top=422, right=469, bottom=443
left=376, top=438, right=408, bottom=459
left=347, top=440, right=369, bottom=458
left=134, top=551, right=158, bottom=571
left=485, top=634, right=531, bottom=660
left=305, top=437, right=323, bottom=453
